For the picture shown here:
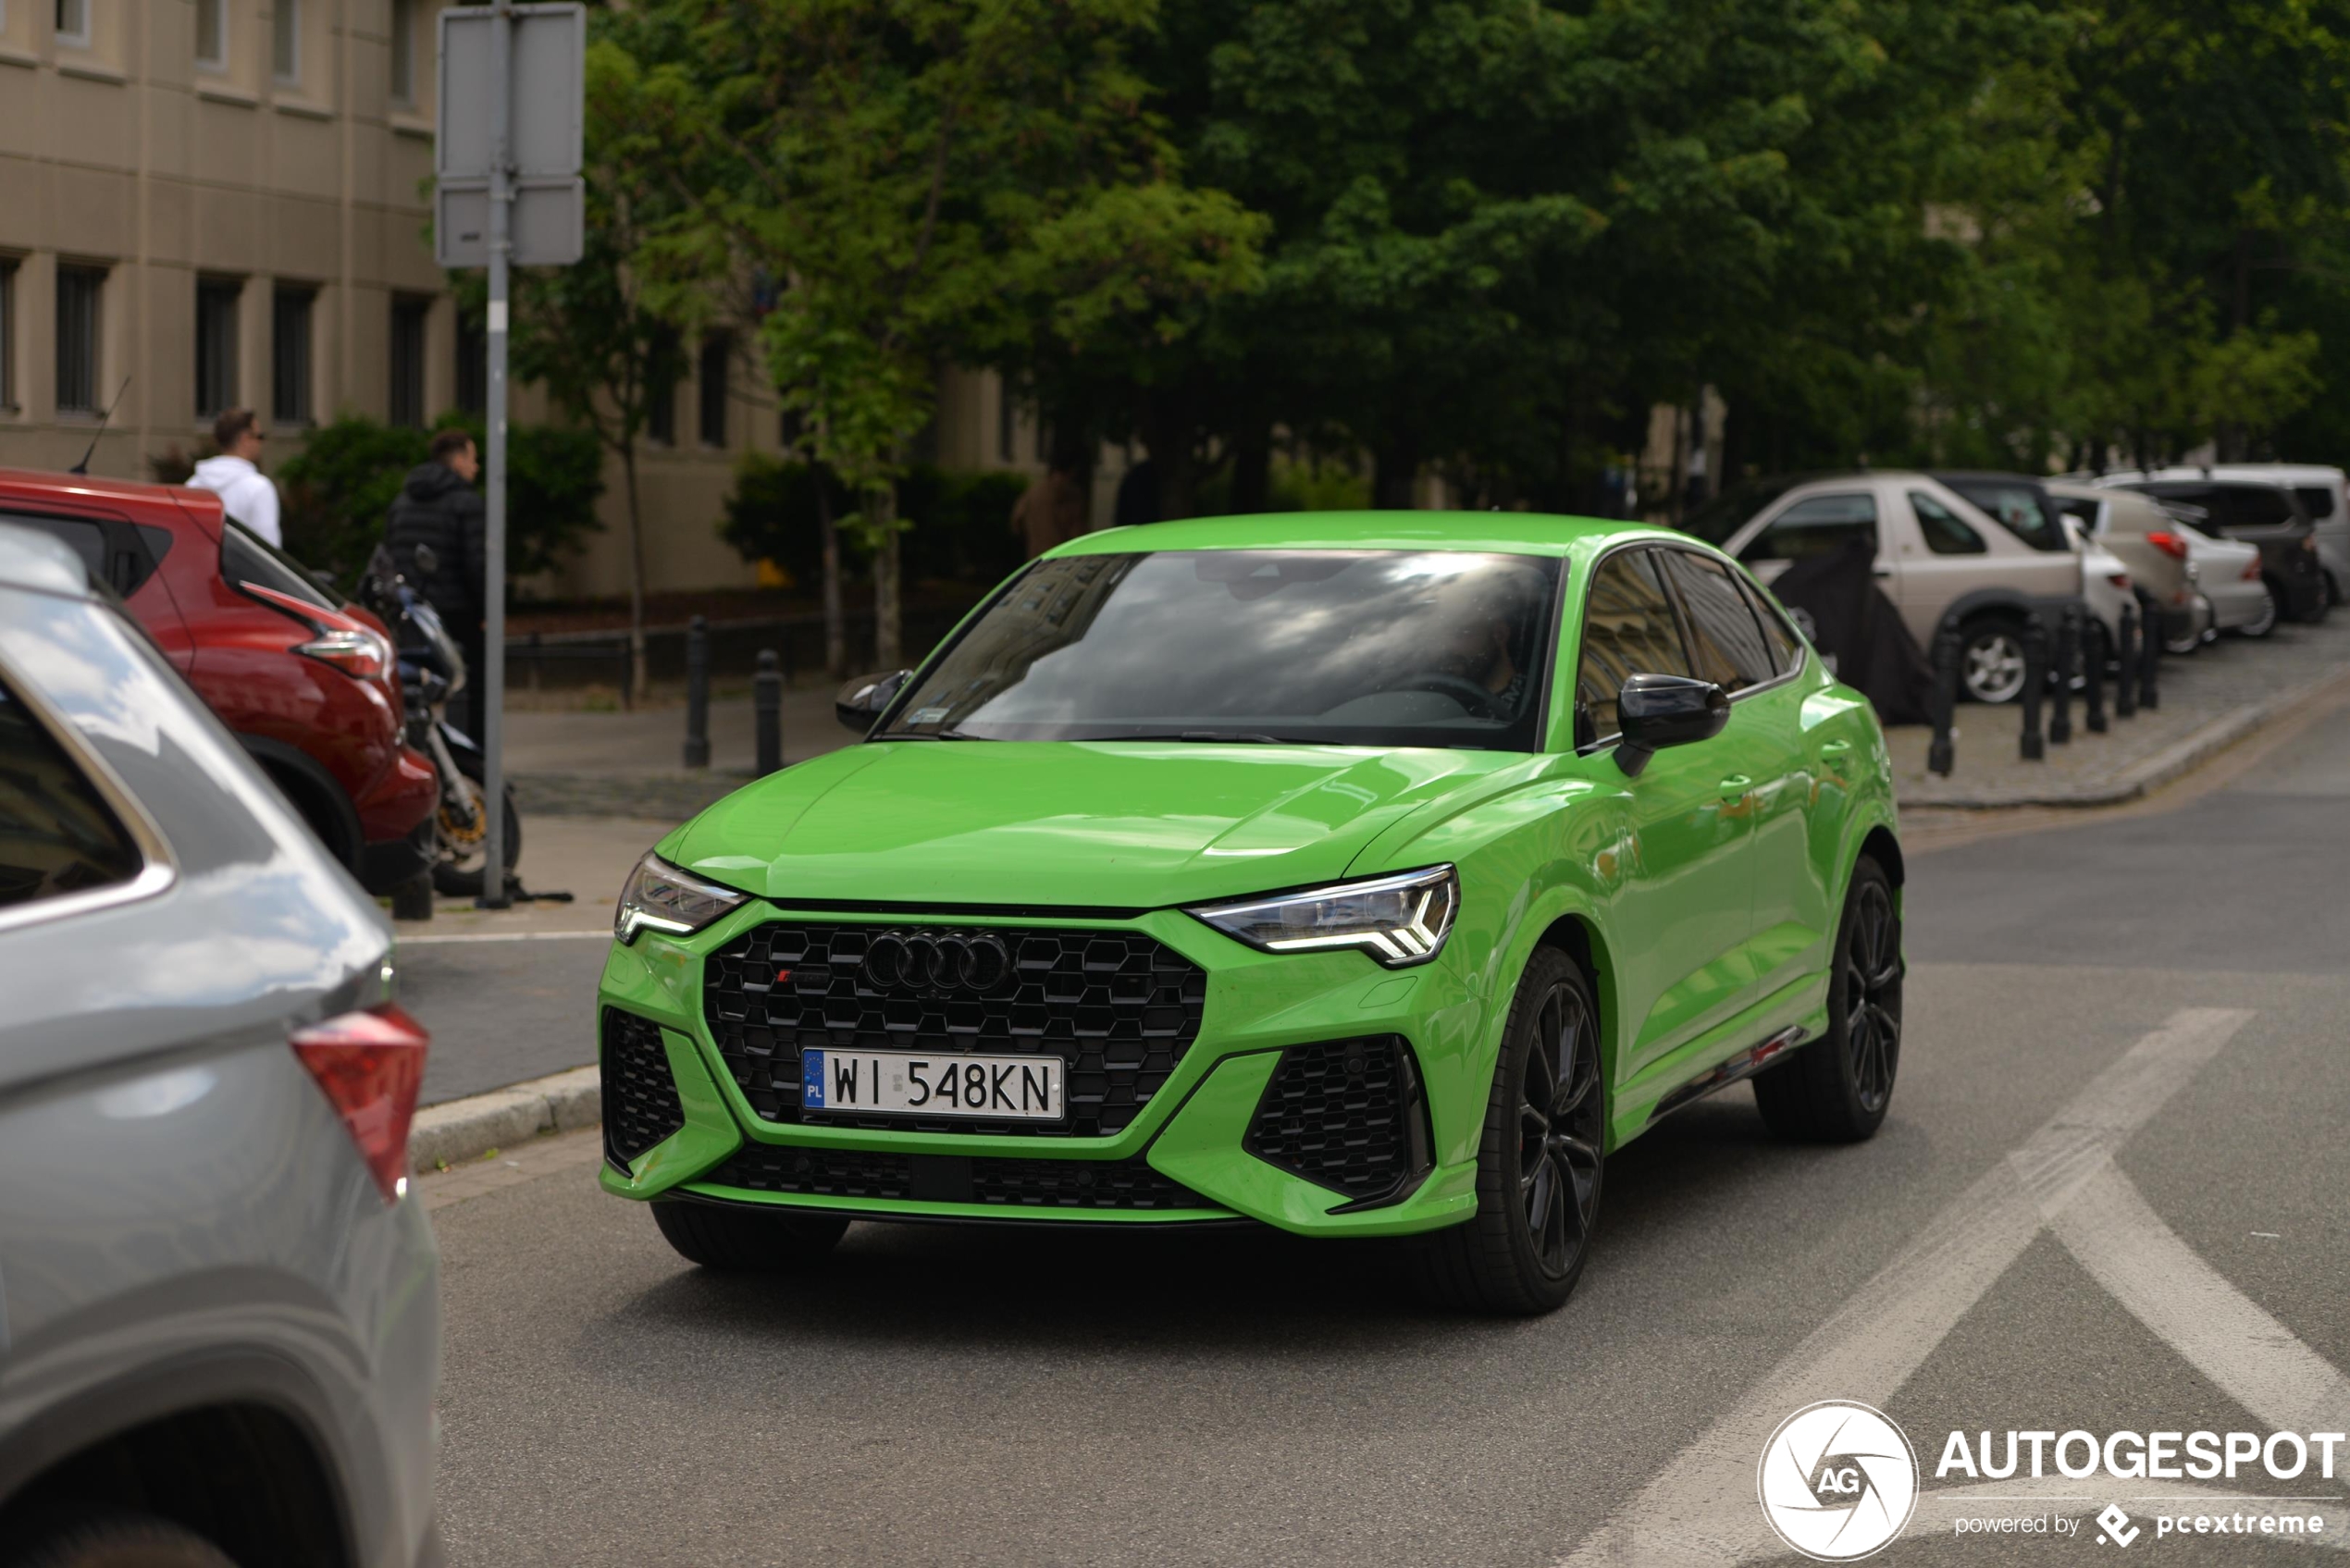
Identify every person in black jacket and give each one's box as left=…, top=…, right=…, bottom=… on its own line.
left=384, top=430, right=489, bottom=739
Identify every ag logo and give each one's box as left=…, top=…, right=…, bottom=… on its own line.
left=1757, top=1400, right=1919, bottom=1561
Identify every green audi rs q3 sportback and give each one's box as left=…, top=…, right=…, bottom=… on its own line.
left=597, top=512, right=1903, bottom=1314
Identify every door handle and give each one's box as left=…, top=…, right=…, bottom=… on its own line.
left=1873, top=564, right=1895, bottom=579
left=1820, top=739, right=1852, bottom=759
left=1718, top=774, right=1752, bottom=800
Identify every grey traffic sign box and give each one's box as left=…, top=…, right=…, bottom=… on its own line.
left=435, top=2, right=584, bottom=266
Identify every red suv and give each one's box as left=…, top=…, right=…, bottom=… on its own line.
left=0, top=468, right=438, bottom=895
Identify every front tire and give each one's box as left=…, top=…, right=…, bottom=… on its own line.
left=652, top=1200, right=849, bottom=1272
left=431, top=749, right=522, bottom=898
left=1, top=1512, right=237, bottom=1568
left=2234, top=588, right=2279, bottom=639
left=1959, top=616, right=2028, bottom=704
left=1417, top=947, right=1604, bottom=1315
left=1754, top=858, right=1902, bottom=1142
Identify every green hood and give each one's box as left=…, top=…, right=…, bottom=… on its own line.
left=669, top=739, right=1514, bottom=909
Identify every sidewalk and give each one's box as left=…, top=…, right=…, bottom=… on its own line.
left=1889, top=614, right=2350, bottom=808
left=505, top=679, right=854, bottom=821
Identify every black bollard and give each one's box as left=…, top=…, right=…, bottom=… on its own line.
left=2137, top=595, right=2161, bottom=710
left=1927, top=616, right=1960, bottom=776
left=755, top=648, right=783, bottom=776
left=2084, top=611, right=2108, bottom=734
left=2019, top=612, right=2047, bottom=761
left=2115, top=601, right=2138, bottom=718
left=683, top=614, right=711, bottom=769
left=2049, top=604, right=2076, bottom=745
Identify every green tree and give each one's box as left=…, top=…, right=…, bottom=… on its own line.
left=626, top=0, right=1261, bottom=665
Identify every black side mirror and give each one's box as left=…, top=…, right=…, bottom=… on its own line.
left=1614, top=673, right=1729, bottom=777
left=835, top=670, right=912, bottom=734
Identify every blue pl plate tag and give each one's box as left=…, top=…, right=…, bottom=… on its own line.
left=802, top=1049, right=826, bottom=1109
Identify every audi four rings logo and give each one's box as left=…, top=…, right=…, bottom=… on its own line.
left=860, top=931, right=1013, bottom=993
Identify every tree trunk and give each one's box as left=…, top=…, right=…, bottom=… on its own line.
left=1372, top=434, right=1421, bottom=510
left=621, top=442, right=649, bottom=709
left=1230, top=425, right=1271, bottom=514
left=869, top=485, right=902, bottom=670
left=818, top=475, right=845, bottom=676
left=1138, top=390, right=1199, bottom=521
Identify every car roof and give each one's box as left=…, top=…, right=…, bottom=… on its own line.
left=1046, top=511, right=1687, bottom=560
left=0, top=520, right=97, bottom=598
left=1930, top=469, right=2051, bottom=488
left=2104, top=463, right=2343, bottom=484
left=0, top=465, right=222, bottom=527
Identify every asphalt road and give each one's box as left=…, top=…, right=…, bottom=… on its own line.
left=426, top=717, right=2350, bottom=1568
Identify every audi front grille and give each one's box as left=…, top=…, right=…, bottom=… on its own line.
left=602, top=1008, right=686, bottom=1170
left=1244, top=1035, right=1429, bottom=1204
left=703, top=922, right=1206, bottom=1138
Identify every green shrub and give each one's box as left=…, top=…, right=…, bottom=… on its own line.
left=721, top=457, right=1030, bottom=589
left=274, top=413, right=604, bottom=594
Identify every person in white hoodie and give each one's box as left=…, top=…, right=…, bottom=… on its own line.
left=187, top=407, right=283, bottom=547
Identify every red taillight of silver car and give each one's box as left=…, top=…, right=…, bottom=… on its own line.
left=291, top=1004, right=430, bottom=1202
left=2145, top=530, right=2190, bottom=562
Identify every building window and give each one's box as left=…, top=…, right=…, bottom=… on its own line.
left=698, top=333, right=731, bottom=448
left=455, top=309, right=485, bottom=415
left=646, top=327, right=678, bottom=445
left=271, top=286, right=314, bottom=425
left=56, top=266, right=104, bottom=414
left=195, top=0, right=227, bottom=66
left=55, top=0, right=88, bottom=46
left=0, top=260, right=15, bottom=412
left=195, top=279, right=240, bottom=419
left=390, top=296, right=429, bottom=427
left=390, top=0, right=415, bottom=104
left=272, top=0, right=299, bottom=83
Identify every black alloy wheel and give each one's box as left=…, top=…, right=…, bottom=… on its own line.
left=1417, top=946, right=1604, bottom=1315
left=1754, top=856, right=1902, bottom=1142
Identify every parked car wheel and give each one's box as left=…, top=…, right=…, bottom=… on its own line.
left=1753, top=858, right=1901, bottom=1143
left=1960, top=616, right=2029, bottom=704
left=1416, top=946, right=1604, bottom=1315
left=1, top=1512, right=237, bottom=1568
left=2234, top=588, right=2280, bottom=639
left=2163, top=602, right=2208, bottom=656
left=651, top=1199, right=849, bottom=1271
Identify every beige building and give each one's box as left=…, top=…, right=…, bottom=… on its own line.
left=0, top=0, right=1077, bottom=600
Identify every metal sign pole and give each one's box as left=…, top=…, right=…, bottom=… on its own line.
left=478, top=0, right=513, bottom=908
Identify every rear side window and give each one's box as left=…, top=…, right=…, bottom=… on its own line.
left=1935, top=479, right=2064, bottom=551
left=1659, top=549, right=1777, bottom=693
left=1577, top=548, right=1693, bottom=744
left=221, top=519, right=338, bottom=611
left=0, top=675, right=142, bottom=910
left=1737, top=574, right=1801, bottom=673
left=1739, top=493, right=1878, bottom=564
left=1, top=511, right=168, bottom=598
left=2294, top=486, right=2336, bottom=520
left=1910, top=493, right=1988, bottom=556
left=2146, top=485, right=2294, bottom=529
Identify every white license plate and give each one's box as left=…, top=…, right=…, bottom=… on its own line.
left=801, top=1048, right=1065, bottom=1122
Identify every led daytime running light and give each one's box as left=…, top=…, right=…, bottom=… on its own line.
left=1188, top=865, right=1459, bottom=969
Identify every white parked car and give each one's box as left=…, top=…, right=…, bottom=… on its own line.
left=2169, top=511, right=2277, bottom=640
left=1719, top=472, right=2103, bottom=703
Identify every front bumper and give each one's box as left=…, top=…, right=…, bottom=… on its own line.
left=593, top=903, right=1489, bottom=1240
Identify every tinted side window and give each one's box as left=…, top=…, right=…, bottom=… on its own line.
left=222, top=520, right=338, bottom=611
left=1937, top=479, right=2064, bottom=550
left=1737, top=574, right=1801, bottom=673
left=2, top=512, right=172, bottom=599
left=2211, top=486, right=2295, bottom=528
left=2294, top=486, right=2336, bottom=521
left=1577, top=549, right=1693, bottom=743
left=1911, top=492, right=1988, bottom=556
left=1739, top=493, right=1878, bottom=564
left=1660, top=549, right=1776, bottom=692
left=0, top=675, right=142, bottom=909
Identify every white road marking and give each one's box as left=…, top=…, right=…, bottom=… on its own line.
left=397, top=930, right=612, bottom=945
left=1558, top=1007, right=2281, bottom=1567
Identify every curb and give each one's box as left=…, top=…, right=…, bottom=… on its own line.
left=410, top=1065, right=599, bottom=1170
left=1896, top=662, right=2350, bottom=810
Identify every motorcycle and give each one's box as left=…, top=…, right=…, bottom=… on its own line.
left=358, top=543, right=521, bottom=899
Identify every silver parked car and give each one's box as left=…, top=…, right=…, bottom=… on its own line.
left=2096, top=463, right=2349, bottom=605
left=0, top=527, right=440, bottom=1566
left=1719, top=471, right=2096, bottom=702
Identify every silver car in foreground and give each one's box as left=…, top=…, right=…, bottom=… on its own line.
left=0, top=527, right=440, bottom=1566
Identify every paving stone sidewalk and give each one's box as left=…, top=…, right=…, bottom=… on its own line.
left=1890, top=612, right=2350, bottom=807
left=500, top=617, right=2350, bottom=821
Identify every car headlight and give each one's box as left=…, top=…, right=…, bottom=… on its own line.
left=614, top=851, right=748, bottom=944
left=1187, top=865, right=1459, bottom=968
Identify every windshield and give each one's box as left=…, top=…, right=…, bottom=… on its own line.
left=882, top=549, right=1563, bottom=749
